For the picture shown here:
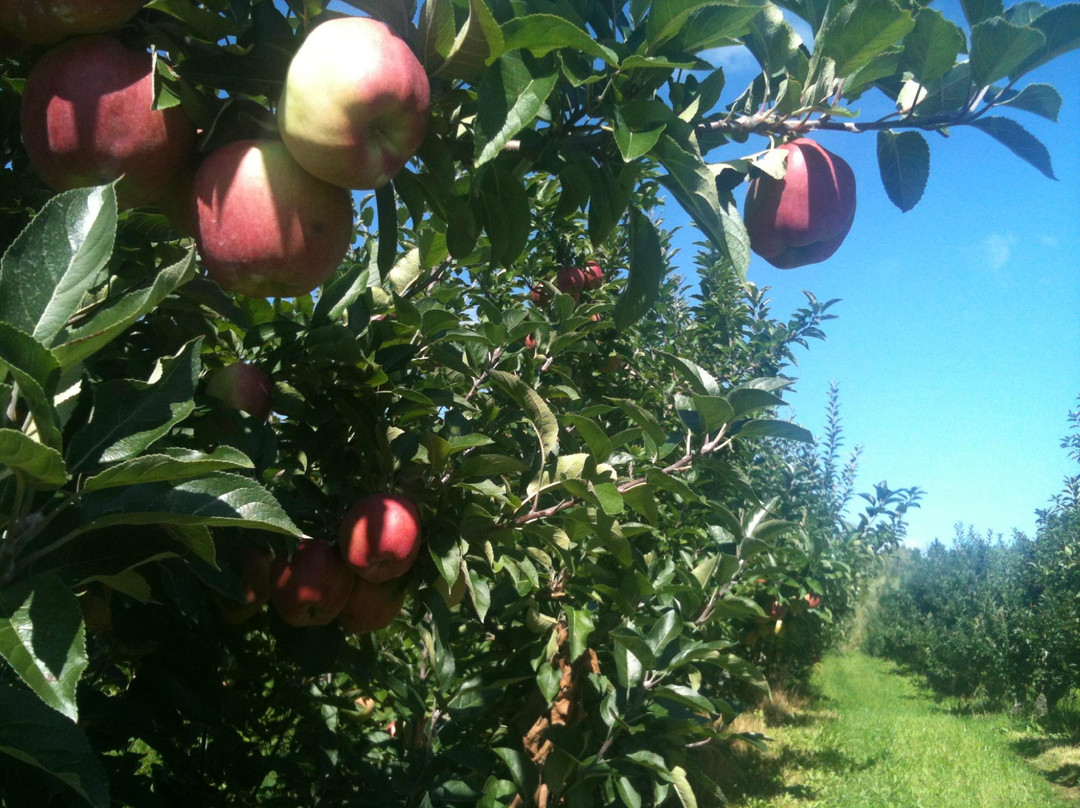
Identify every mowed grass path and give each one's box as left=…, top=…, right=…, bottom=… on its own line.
left=722, top=653, right=1077, bottom=808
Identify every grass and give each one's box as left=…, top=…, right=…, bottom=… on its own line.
left=705, top=652, right=1079, bottom=807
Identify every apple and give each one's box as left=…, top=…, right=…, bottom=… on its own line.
left=555, top=266, right=585, bottom=300
left=582, top=260, right=603, bottom=290
left=277, top=16, right=430, bottom=190
left=0, top=0, right=145, bottom=45
left=524, top=334, right=538, bottom=350
left=338, top=577, right=406, bottom=634
left=271, top=539, right=355, bottom=627
left=339, top=493, right=422, bottom=583
left=79, top=585, right=113, bottom=633
left=220, top=546, right=274, bottom=625
left=769, top=601, right=787, bottom=620
left=206, top=362, right=272, bottom=420
left=804, top=592, right=821, bottom=609
left=743, top=138, right=856, bottom=269
left=20, top=36, right=196, bottom=209
left=191, top=139, right=354, bottom=298
left=529, top=282, right=552, bottom=307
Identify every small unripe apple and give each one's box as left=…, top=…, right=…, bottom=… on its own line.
left=582, top=260, right=603, bottom=290
left=338, top=577, right=407, bottom=634
left=339, top=494, right=422, bottom=583
left=0, top=0, right=145, bottom=45
left=555, top=266, right=585, bottom=299
left=278, top=16, right=430, bottom=190
left=743, top=138, right=856, bottom=269
left=206, top=362, right=272, bottom=420
left=20, top=36, right=196, bottom=209
left=271, top=539, right=355, bottom=627
left=220, top=546, right=274, bottom=625
left=192, top=139, right=354, bottom=298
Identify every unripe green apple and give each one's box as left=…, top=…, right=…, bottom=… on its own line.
left=277, top=16, right=430, bottom=190
left=743, top=138, right=856, bottom=269
left=191, top=139, right=354, bottom=298
left=339, top=493, right=422, bottom=583
left=338, top=577, right=406, bottom=634
left=20, top=36, right=196, bottom=209
left=0, top=0, right=145, bottom=45
left=271, top=539, right=355, bottom=627
left=206, top=362, right=272, bottom=420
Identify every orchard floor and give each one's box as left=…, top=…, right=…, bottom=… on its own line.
left=705, top=652, right=1080, bottom=807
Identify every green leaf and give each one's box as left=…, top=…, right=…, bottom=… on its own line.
left=655, top=684, right=714, bottom=714
left=616, top=777, right=644, bottom=808
left=647, top=610, right=683, bottom=656
left=0, top=682, right=108, bottom=807
left=990, top=83, right=1062, bottom=121
left=0, top=185, right=116, bottom=346
left=623, top=484, right=659, bottom=524
left=969, top=116, right=1056, bottom=179
left=902, top=8, right=967, bottom=84
left=0, top=430, right=67, bottom=488
left=814, top=0, right=915, bottom=78
left=77, top=472, right=301, bottom=536
left=489, top=370, right=559, bottom=458
left=613, top=100, right=672, bottom=162
left=566, top=606, right=594, bottom=661
left=614, top=209, right=665, bottom=331
left=563, top=415, right=613, bottom=463
left=478, top=166, right=531, bottom=266
left=0, top=323, right=62, bottom=449
left=737, top=419, right=813, bottom=442
left=647, top=0, right=749, bottom=48
left=652, top=133, right=750, bottom=279
left=961, top=0, right=1004, bottom=26
left=312, top=262, right=373, bottom=324
left=593, top=482, right=624, bottom=516
left=65, top=338, right=202, bottom=472
left=0, top=576, right=87, bottom=721
left=423, top=0, right=505, bottom=80
left=662, top=353, right=721, bottom=396
left=476, top=51, right=558, bottom=167
left=674, top=5, right=767, bottom=53
left=610, top=397, right=666, bottom=449
left=376, top=183, right=398, bottom=279
left=502, top=14, right=617, bottom=64
left=970, top=17, right=1045, bottom=86
left=876, top=130, right=930, bottom=212
left=145, top=0, right=243, bottom=39
left=692, top=395, right=736, bottom=433
left=670, top=765, right=699, bottom=808
left=728, top=387, right=785, bottom=418
left=82, top=447, right=254, bottom=492
left=52, top=250, right=196, bottom=368
left=1012, top=3, right=1080, bottom=76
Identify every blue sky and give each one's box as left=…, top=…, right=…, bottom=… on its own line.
left=672, top=1, right=1080, bottom=546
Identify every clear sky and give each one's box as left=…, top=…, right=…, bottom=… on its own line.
left=673, top=1, right=1080, bottom=546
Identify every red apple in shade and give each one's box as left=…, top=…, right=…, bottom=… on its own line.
left=555, top=266, right=585, bottom=300
left=582, top=260, right=603, bottom=290
left=804, top=592, right=822, bottom=609
left=529, top=282, right=552, bottom=307
left=524, top=334, right=538, bottom=350
left=206, top=362, right=272, bottom=419
left=338, top=577, right=407, bottom=634
left=0, top=0, right=145, bottom=46
left=769, top=601, right=787, bottom=620
left=20, top=36, right=196, bottom=209
left=220, top=546, right=274, bottom=625
left=79, top=585, right=113, bottom=633
left=271, top=539, right=355, bottom=627
left=339, top=493, right=422, bottom=583
left=191, top=139, right=354, bottom=298
left=277, top=16, right=430, bottom=190
left=743, top=138, right=856, bottom=269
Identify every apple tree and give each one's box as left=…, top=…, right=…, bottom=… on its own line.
left=0, top=0, right=1075, bottom=805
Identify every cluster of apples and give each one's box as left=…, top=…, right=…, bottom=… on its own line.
left=743, top=138, right=857, bottom=269
left=6, top=0, right=430, bottom=298
left=223, top=494, right=423, bottom=634
left=530, top=259, right=605, bottom=307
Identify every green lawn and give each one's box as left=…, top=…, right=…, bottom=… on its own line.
left=710, top=653, right=1078, bottom=808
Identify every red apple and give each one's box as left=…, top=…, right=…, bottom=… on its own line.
left=220, top=546, right=274, bottom=625
left=529, top=282, right=552, bottom=307
left=555, top=266, right=585, bottom=299
left=20, top=36, right=196, bottom=209
left=338, top=577, right=407, bottom=634
left=743, top=138, right=856, bottom=269
left=582, top=260, right=603, bottom=290
left=769, top=601, right=787, bottom=620
left=524, top=334, right=538, bottom=350
left=0, top=0, right=145, bottom=45
left=271, top=539, right=355, bottom=627
left=804, top=592, right=821, bottom=609
left=191, top=139, right=354, bottom=298
left=206, top=362, right=272, bottom=420
left=277, top=16, right=430, bottom=190
left=339, top=494, right=422, bottom=583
